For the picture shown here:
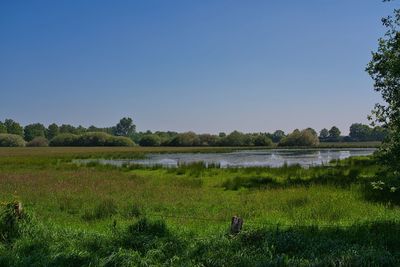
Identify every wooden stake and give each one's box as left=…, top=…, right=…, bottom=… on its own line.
left=230, top=216, right=243, bottom=234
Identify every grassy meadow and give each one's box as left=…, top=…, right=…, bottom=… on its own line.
left=1, top=146, right=400, bottom=266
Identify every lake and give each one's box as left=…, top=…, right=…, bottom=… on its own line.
left=77, top=148, right=376, bottom=168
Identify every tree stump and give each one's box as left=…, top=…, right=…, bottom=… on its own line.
left=230, top=216, right=243, bottom=234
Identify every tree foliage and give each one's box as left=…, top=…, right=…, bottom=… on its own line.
left=272, top=130, right=285, bottom=143
left=279, top=129, right=319, bottom=147
left=113, top=117, right=136, bottom=137
left=349, top=123, right=388, bottom=141
left=59, top=124, right=77, bottom=134
left=49, top=132, right=134, bottom=147
left=328, top=126, right=341, bottom=140
left=46, top=123, right=59, bottom=140
left=24, top=123, right=46, bottom=142
left=27, top=137, right=49, bottom=147
left=139, top=134, right=162, bottom=147
left=367, top=4, right=400, bottom=172
left=0, top=122, right=6, bottom=134
left=169, top=132, right=200, bottom=146
left=4, top=119, right=23, bottom=136
left=319, top=128, right=329, bottom=139
left=0, top=134, right=25, bottom=147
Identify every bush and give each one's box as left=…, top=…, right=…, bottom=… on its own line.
left=139, top=134, right=161, bottom=146
left=0, top=134, right=25, bottom=147
left=49, top=132, right=135, bottom=147
left=108, top=136, right=135, bottom=147
left=0, top=201, right=26, bottom=243
left=49, top=133, right=79, bottom=146
left=279, top=129, right=319, bottom=147
left=362, top=170, right=400, bottom=204
left=253, top=134, right=273, bottom=146
left=77, top=132, right=111, bottom=146
left=198, top=134, right=219, bottom=146
left=169, top=132, right=200, bottom=146
left=27, top=137, right=49, bottom=147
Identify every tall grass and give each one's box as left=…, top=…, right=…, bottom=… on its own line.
left=0, top=147, right=399, bottom=265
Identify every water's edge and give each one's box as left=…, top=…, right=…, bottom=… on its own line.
left=74, top=148, right=376, bottom=168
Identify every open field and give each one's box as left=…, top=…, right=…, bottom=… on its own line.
left=1, top=146, right=400, bottom=266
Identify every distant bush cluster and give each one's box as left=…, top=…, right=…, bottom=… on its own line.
left=0, top=134, right=25, bottom=147
left=279, top=129, right=319, bottom=147
left=27, top=137, right=49, bottom=147
left=0, top=117, right=388, bottom=147
left=0, top=118, right=136, bottom=147
left=49, top=132, right=134, bottom=147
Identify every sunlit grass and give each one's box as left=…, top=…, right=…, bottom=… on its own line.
left=1, top=147, right=399, bottom=265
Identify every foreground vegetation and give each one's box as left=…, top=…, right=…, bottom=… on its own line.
left=0, top=147, right=399, bottom=266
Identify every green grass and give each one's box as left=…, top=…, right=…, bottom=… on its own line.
left=0, top=147, right=399, bottom=266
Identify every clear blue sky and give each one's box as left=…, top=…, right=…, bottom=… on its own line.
left=0, top=0, right=395, bottom=134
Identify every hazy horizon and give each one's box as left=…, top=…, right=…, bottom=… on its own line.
left=1, top=1, right=395, bottom=135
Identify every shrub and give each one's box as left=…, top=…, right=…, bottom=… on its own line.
left=26, top=137, right=49, bottom=147
left=139, top=134, right=161, bottom=146
left=0, top=201, right=26, bottom=243
left=279, top=129, right=319, bottom=147
left=24, top=123, right=46, bottom=142
left=253, top=134, right=273, bottom=146
left=0, top=134, right=25, bottom=147
left=108, top=136, right=135, bottom=147
left=49, top=132, right=134, bottom=147
left=49, top=133, right=79, bottom=146
left=169, top=132, right=200, bottom=146
left=362, top=171, right=400, bottom=204
left=198, top=134, right=219, bottom=146
left=77, top=132, right=110, bottom=146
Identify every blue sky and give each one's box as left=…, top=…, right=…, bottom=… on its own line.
left=0, top=0, right=395, bottom=134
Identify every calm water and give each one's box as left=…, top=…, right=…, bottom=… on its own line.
left=77, top=148, right=376, bottom=168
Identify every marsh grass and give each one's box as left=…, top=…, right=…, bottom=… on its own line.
left=81, top=199, right=118, bottom=221
left=1, top=209, right=399, bottom=266
left=0, top=147, right=399, bottom=265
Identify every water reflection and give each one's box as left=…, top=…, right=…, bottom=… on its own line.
left=76, top=148, right=376, bottom=168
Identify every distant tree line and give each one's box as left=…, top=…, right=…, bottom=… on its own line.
left=0, top=118, right=388, bottom=147
left=0, top=117, right=136, bottom=147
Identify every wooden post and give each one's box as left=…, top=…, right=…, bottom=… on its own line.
left=230, top=216, right=243, bottom=234
left=14, top=201, right=23, bottom=218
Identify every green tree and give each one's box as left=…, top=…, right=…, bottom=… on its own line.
left=24, top=123, right=46, bottom=142
left=139, top=134, right=161, bottom=147
left=272, top=130, right=285, bottom=143
left=46, top=123, right=59, bottom=140
left=372, top=126, right=388, bottom=141
left=222, top=131, right=247, bottom=146
left=367, top=4, right=400, bottom=171
left=59, top=124, right=77, bottom=134
left=253, top=134, right=273, bottom=146
left=349, top=123, right=372, bottom=141
left=319, top=128, right=329, bottom=139
left=0, top=122, right=6, bottom=133
left=306, top=128, right=318, bottom=138
left=328, top=126, right=341, bottom=139
left=169, top=132, right=200, bottom=146
left=4, top=119, right=23, bottom=136
left=198, top=134, right=219, bottom=146
left=279, top=129, right=319, bottom=147
left=75, top=125, right=87, bottom=134
left=114, top=117, right=136, bottom=137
